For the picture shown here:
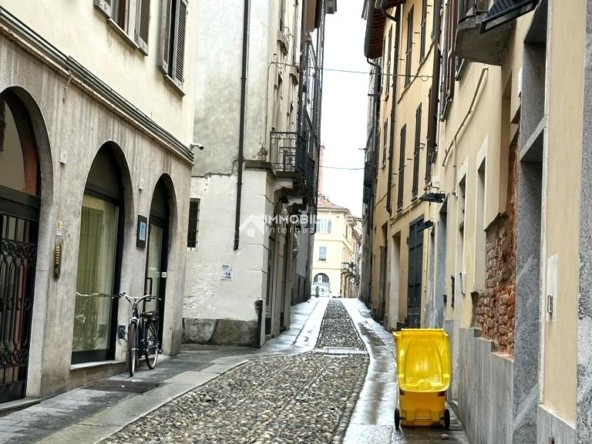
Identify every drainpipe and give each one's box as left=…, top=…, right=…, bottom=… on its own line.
left=426, top=0, right=442, bottom=182
left=367, top=56, right=381, bottom=230
left=234, top=0, right=250, bottom=251
left=382, top=3, right=400, bottom=215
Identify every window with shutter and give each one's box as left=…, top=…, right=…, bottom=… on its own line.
left=386, top=27, right=392, bottom=98
left=440, top=0, right=459, bottom=119
left=160, top=0, right=187, bottom=88
left=95, top=0, right=150, bottom=53
left=160, top=0, right=172, bottom=74
left=136, top=0, right=151, bottom=53
left=397, top=125, right=407, bottom=210
left=412, top=104, right=422, bottom=199
left=173, top=0, right=187, bottom=83
left=405, top=7, right=414, bottom=87
left=420, top=0, right=427, bottom=60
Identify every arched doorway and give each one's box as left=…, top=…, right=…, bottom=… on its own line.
left=143, top=177, right=170, bottom=342
left=72, top=145, right=124, bottom=364
left=0, top=89, right=40, bottom=402
left=313, top=273, right=330, bottom=288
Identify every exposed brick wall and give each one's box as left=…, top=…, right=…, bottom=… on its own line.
left=475, top=141, right=518, bottom=355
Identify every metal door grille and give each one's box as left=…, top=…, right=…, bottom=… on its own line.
left=0, top=213, right=37, bottom=403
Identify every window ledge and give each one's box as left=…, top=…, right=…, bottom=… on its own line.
left=107, top=19, right=141, bottom=51
left=163, top=74, right=186, bottom=97
left=70, top=360, right=122, bottom=371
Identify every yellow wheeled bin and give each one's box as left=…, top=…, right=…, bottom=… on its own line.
left=393, top=329, right=451, bottom=430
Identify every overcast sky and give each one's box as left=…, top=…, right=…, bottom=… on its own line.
left=320, top=1, right=369, bottom=217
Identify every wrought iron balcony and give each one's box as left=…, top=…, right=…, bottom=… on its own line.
left=456, top=0, right=514, bottom=65
left=341, top=262, right=359, bottom=279
left=270, top=131, right=316, bottom=202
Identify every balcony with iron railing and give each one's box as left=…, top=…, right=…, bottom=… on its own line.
left=270, top=131, right=316, bottom=202
left=456, top=0, right=521, bottom=65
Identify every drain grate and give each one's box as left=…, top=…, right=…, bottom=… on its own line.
left=83, top=379, right=160, bottom=394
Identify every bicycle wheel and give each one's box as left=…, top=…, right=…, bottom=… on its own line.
left=145, top=320, right=159, bottom=369
left=128, top=322, right=137, bottom=377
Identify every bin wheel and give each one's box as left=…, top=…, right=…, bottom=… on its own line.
left=444, top=408, right=450, bottom=430
left=394, top=408, right=401, bottom=430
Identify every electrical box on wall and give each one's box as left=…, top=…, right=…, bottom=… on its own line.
left=459, top=271, right=466, bottom=295
left=546, top=254, right=558, bottom=321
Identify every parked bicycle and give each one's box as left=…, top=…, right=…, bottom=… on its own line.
left=114, top=292, right=160, bottom=376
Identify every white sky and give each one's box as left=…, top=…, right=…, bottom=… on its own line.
left=320, top=1, right=369, bottom=218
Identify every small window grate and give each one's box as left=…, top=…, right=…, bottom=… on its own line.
left=187, top=198, right=199, bottom=248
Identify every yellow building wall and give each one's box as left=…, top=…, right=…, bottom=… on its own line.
left=541, top=0, right=585, bottom=422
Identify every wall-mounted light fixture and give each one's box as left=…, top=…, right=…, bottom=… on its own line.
left=419, top=192, right=446, bottom=203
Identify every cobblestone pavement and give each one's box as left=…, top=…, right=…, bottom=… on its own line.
left=102, top=300, right=370, bottom=444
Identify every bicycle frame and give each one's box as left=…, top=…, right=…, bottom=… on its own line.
left=115, top=292, right=160, bottom=376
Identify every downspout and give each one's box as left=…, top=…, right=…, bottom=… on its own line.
left=367, top=56, right=381, bottom=233
left=234, top=0, right=250, bottom=250
left=426, top=0, right=442, bottom=182
left=383, top=3, right=400, bottom=215
left=365, top=57, right=381, bottom=307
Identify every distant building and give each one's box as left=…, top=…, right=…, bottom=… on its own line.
left=312, top=196, right=360, bottom=298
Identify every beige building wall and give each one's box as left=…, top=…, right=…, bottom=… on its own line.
left=434, top=0, right=582, bottom=440
left=4, top=0, right=195, bottom=139
left=374, top=0, right=439, bottom=331
left=541, top=0, right=585, bottom=423
left=0, top=0, right=195, bottom=400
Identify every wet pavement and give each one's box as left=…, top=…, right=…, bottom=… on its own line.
left=0, top=298, right=471, bottom=443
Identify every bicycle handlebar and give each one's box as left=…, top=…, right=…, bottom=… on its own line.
left=114, top=292, right=160, bottom=304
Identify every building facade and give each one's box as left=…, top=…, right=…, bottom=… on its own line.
left=311, top=196, right=360, bottom=298
left=432, top=0, right=586, bottom=441
left=363, top=0, right=592, bottom=441
left=0, top=0, right=195, bottom=403
left=183, top=0, right=333, bottom=346
left=363, top=0, right=441, bottom=330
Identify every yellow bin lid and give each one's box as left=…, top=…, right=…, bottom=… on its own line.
left=394, top=328, right=451, bottom=392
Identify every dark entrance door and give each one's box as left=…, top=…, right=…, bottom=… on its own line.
left=144, top=180, right=169, bottom=342
left=0, top=186, right=39, bottom=402
left=407, top=218, right=424, bottom=327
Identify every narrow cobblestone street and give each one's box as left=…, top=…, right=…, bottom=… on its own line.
left=103, top=301, right=369, bottom=443
left=0, top=299, right=470, bottom=443
left=100, top=300, right=468, bottom=444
